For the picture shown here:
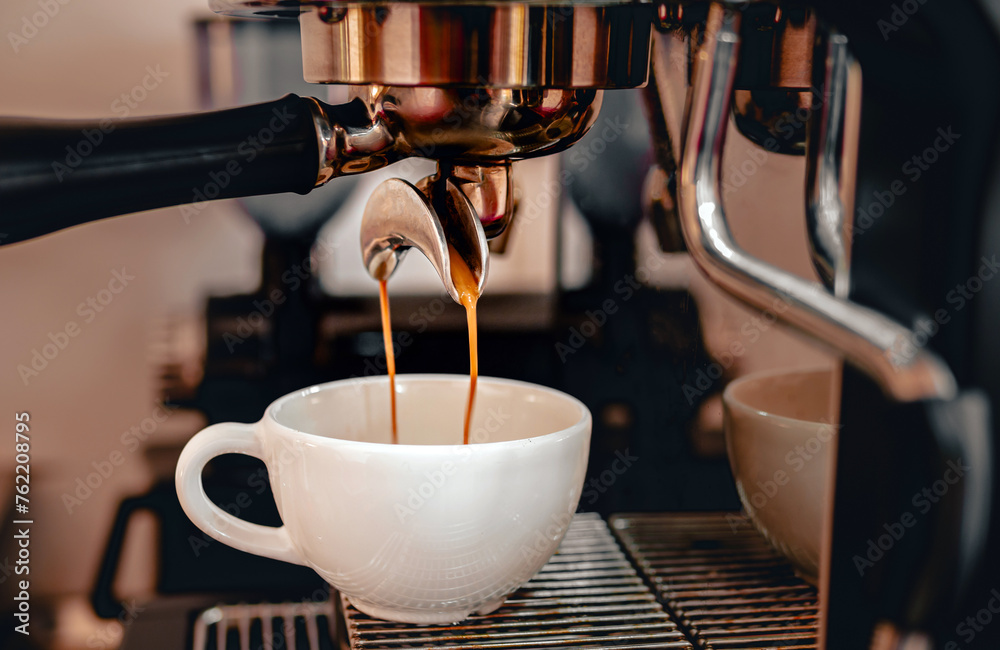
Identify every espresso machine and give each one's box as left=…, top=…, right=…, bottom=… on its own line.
left=3, top=0, right=1000, bottom=648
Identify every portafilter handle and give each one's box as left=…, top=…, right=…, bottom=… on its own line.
left=0, top=85, right=601, bottom=247
left=0, top=94, right=392, bottom=245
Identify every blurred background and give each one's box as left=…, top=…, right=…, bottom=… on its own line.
left=0, top=0, right=831, bottom=647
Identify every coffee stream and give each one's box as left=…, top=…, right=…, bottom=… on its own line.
left=447, top=246, right=480, bottom=446
left=378, top=250, right=480, bottom=445
left=378, top=279, right=398, bottom=444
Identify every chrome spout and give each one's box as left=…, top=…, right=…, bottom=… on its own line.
left=360, top=173, right=489, bottom=305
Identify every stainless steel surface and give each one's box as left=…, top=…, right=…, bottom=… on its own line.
left=359, top=86, right=601, bottom=163
left=805, top=34, right=855, bottom=299
left=310, top=85, right=602, bottom=185
left=360, top=176, right=489, bottom=304
left=674, top=3, right=957, bottom=403
left=417, top=164, right=493, bottom=293
left=341, top=513, right=693, bottom=649
left=192, top=599, right=337, bottom=650
left=207, top=0, right=612, bottom=308
left=766, top=9, right=815, bottom=90
left=611, top=513, right=820, bottom=650
left=308, top=96, right=340, bottom=186
left=728, top=8, right=817, bottom=155
left=277, top=1, right=651, bottom=88
left=442, top=163, right=514, bottom=238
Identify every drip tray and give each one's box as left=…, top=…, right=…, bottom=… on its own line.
left=191, top=599, right=337, bottom=649
left=340, top=513, right=691, bottom=649
left=185, top=513, right=818, bottom=650
left=611, top=513, right=819, bottom=649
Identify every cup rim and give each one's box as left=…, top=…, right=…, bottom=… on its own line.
left=722, top=366, right=836, bottom=428
left=263, top=373, right=592, bottom=450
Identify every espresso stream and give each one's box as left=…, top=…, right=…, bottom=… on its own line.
left=448, top=246, right=480, bottom=445
left=378, top=249, right=480, bottom=445
left=378, top=279, right=398, bottom=444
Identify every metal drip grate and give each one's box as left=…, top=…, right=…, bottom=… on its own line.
left=610, top=513, right=819, bottom=650
left=189, top=513, right=816, bottom=650
left=191, top=599, right=337, bottom=650
left=341, top=513, right=693, bottom=649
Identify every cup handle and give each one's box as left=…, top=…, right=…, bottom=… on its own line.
left=175, top=422, right=305, bottom=566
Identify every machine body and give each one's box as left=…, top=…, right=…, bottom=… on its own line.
left=2, top=1, right=1000, bottom=648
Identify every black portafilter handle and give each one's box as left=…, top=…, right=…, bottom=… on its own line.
left=0, top=94, right=325, bottom=245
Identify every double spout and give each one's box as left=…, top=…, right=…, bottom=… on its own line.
left=353, top=84, right=603, bottom=303
left=360, top=162, right=512, bottom=304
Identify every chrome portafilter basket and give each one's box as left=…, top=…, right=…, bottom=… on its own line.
left=0, top=0, right=652, bottom=303
left=214, top=0, right=654, bottom=300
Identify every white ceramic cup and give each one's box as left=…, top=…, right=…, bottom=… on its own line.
left=722, top=367, right=837, bottom=583
left=175, top=374, right=591, bottom=624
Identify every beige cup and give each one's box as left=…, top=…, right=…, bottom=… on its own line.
left=722, top=367, right=837, bottom=582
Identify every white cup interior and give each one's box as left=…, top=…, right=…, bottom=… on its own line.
left=267, top=374, right=589, bottom=445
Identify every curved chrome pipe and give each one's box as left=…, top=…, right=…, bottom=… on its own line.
left=806, top=34, right=854, bottom=299
left=676, top=3, right=956, bottom=403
